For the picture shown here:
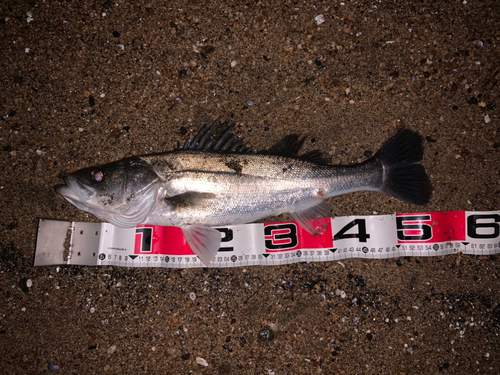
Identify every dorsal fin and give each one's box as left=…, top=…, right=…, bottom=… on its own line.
left=263, top=135, right=331, bottom=164
left=177, top=119, right=253, bottom=153
left=177, top=120, right=331, bottom=164
left=263, top=134, right=306, bottom=157
left=299, top=150, right=331, bottom=165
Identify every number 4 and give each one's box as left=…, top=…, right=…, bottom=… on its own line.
left=333, top=219, right=370, bottom=242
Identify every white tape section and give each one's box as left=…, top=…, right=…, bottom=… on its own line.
left=34, top=211, right=500, bottom=268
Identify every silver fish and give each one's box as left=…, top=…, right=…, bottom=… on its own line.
left=56, top=121, right=432, bottom=265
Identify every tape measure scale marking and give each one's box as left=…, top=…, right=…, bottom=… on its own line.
left=34, top=211, right=500, bottom=267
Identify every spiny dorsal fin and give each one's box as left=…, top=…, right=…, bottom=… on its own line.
left=177, top=119, right=253, bottom=154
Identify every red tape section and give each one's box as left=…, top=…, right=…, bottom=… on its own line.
left=133, top=212, right=500, bottom=256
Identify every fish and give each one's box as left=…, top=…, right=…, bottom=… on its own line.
left=55, top=120, right=433, bottom=265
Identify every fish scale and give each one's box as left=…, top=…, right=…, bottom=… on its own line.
left=142, top=152, right=379, bottom=227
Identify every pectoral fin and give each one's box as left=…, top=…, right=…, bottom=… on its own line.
left=291, top=202, right=331, bottom=236
left=182, top=225, right=221, bottom=266
left=165, top=192, right=216, bottom=211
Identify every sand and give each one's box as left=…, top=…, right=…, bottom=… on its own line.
left=1, top=0, right=499, bottom=373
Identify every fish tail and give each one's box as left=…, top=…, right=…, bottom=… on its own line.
left=375, top=129, right=433, bottom=205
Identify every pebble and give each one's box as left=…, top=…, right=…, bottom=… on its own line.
left=243, top=98, right=254, bottom=106
left=231, top=60, right=238, bottom=68
left=26, top=279, right=32, bottom=288
left=90, top=307, right=95, bottom=314
left=258, top=328, right=275, bottom=341
left=107, top=345, right=117, bottom=354
left=196, top=357, right=208, bottom=366
left=484, top=114, right=491, bottom=123
left=48, top=362, right=60, bottom=372
left=315, top=14, right=325, bottom=25
left=189, top=292, right=196, bottom=300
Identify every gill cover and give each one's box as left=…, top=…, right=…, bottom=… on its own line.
left=55, top=157, right=160, bottom=228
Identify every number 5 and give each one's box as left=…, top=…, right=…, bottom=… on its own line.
left=396, top=215, right=432, bottom=241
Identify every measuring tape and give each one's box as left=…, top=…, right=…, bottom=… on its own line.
left=34, top=211, right=500, bottom=268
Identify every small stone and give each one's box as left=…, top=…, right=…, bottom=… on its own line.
left=48, top=362, right=60, bottom=372
left=315, top=14, right=325, bottom=25
left=467, top=97, right=478, bottom=105
left=26, top=279, right=32, bottom=288
left=90, top=307, right=95, bottom=313
left=107, top=345, right=117, bottom=354
left=196, top=357, right=208, bottom=366
left=269, top=323, right=278, bottom=332
left=201, top=45, right=215, bottom=56
left=484, top=114, right=491, bottom=123
left=231, top=60, right=238, bottom=68
left=258, top=328, right=275, bottom=341
left=167, top=348, right=179, bottom=356
left=243, top=98, right=254, bottom=106
left=189, top=292, right=196, bottom=300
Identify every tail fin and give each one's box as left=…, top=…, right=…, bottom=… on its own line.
left=375, top=129, right=433, bottom=205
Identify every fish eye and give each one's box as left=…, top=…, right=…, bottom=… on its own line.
left=91, top=170, right=104, bottom=182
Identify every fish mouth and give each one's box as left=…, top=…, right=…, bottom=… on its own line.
left=55, top=176, right=95, bottom=203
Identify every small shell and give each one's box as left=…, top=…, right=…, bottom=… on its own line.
left=196, top=357, right=208, bottom=366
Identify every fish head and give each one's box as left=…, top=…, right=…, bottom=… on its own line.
left=55, top=157, right=160, bottom=228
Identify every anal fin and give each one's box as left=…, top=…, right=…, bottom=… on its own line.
left=291, top=202, right=331, bottom=236
left=181, top=225, right=221, bottom=266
